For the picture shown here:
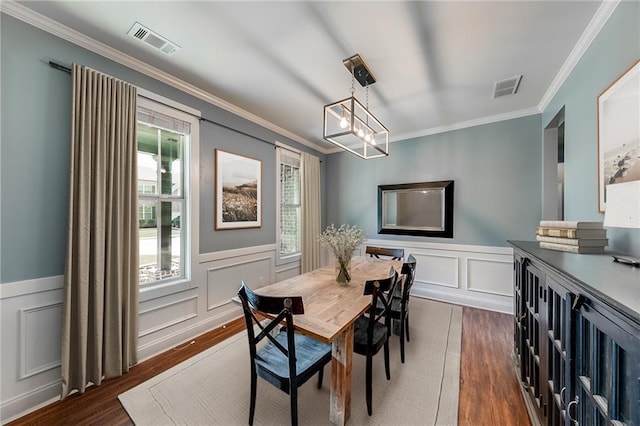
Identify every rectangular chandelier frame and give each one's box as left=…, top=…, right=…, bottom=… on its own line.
left=323, top=96, right=389, bottom=159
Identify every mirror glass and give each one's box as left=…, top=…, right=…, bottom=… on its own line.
left=378, top=181, right=454, bottom=237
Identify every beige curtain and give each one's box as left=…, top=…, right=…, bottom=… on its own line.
left=61, top=64, right=139, bottom=399
left=301, top=152, right=321, bottom=272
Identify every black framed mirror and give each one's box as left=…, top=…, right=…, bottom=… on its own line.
left=378, top=180, right=454, bottom=237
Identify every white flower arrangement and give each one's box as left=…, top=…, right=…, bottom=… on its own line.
left=318, top=224, right=367, bottom=260
left=318, top=224, right=367, bottom=283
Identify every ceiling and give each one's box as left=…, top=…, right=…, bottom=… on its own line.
left=12, top=1, right=606, bottom=153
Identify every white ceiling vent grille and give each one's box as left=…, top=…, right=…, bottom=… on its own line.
left=127, top=22, right=180, bottom=55
left=492, top=75, right=522, bottom=98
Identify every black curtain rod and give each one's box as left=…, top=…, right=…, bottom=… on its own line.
left=48, top=61, right=280, bottom=149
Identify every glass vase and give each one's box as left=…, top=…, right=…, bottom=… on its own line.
left=335, top=256, right=352, bottom=284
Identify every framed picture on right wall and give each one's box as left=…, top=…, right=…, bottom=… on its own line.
left=597, top=58, right=640, bottom=213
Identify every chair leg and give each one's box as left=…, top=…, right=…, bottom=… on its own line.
left=384, top=340, right=391, bottom=380
left=290, top=385, right=298, bottom=426
left=317, top=366, right=324, bottom=389
left=405, top=314, right=410, bottom=342
left=249, top=371, right=257, bottom=426
left=400, top=318, right=406, bottom=364
left=366, top=355, right=373, bottom=416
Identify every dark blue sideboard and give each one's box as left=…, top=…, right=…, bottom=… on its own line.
left=509, top=240, right=639, bottom=426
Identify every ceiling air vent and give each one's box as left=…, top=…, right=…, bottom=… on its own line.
left=492, top=75, right=522, bottom=98
left=127, top=22, right=180, bottom=55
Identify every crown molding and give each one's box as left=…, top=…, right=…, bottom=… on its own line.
left=386, top=106, right=541, bottom=145
left=0, top=1, right=331, bottom=155
left=538, top=0, right=620, bottom=111
left=324, top=106, right=540, bottom=153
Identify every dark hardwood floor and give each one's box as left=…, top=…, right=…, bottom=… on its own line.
left=458, top=307, right=531, bottom=426
left=8, top=304, right=530, bottom=426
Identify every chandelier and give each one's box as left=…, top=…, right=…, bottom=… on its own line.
left=323, top=54, right=389, bottom=159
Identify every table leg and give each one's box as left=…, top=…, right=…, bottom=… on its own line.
left=330, top=324, right=353, bottom=425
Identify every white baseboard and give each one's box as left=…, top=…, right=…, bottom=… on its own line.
left=412, top=282, right=513, bottom=314
left=1, top=379, right=60, bottom=424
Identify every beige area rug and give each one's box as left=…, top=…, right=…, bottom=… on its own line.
left=119, top=298, right=462, bottom=425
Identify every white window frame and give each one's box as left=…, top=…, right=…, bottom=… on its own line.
left=137, top=89, right=200, bottom=301
left=276, top=142, right=302, bottom=266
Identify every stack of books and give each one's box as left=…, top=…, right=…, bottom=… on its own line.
left=536, top=220, right=607, bottom=253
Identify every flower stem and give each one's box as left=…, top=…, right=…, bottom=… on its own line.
left=337, top=258, right=351, bottom=283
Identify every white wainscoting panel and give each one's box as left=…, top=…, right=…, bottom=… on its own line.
left=275, top=260, right=301, bottom=283
left=19, top=302, right=62, bottom=380
left=138, top=246, right=276, bottom=361
left=138, top=294, right=198, bottom=337
left=414, top=252, right=460, bottom=288
left=365, top=239, right=514, bottom=314
left=466, top=256, right=513, bottom=297
left=0, top=277, right=64, bottom=424
left=206, top=254, right=273, bottom=310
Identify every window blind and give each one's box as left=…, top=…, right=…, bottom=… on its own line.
left=138, top=106, right=191, bottom=135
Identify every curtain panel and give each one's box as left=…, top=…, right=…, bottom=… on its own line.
left=301, top=152, right=321, bottom=272
left=61, top=64, right=139, bottom=399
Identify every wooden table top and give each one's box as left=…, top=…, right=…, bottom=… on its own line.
left=255, top=256, right=403, bottom=343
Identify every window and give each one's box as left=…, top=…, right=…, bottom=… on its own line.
left=277, top=146, right=301, bottom=261
left=137, top=99, right=193, bottom=287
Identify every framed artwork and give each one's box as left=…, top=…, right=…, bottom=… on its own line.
left=215, top=149, right=262, bottom=229
left=597, top=59, right=640, bottom=212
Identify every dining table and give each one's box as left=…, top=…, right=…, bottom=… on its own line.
left=254, top=256, right=403, bottom=425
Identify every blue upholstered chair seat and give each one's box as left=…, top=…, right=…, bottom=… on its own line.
left=256, top=331, right=332, bottom=393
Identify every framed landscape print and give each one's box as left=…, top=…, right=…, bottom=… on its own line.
left=215, top=149, right=262, bottom=229
left=597, top=59, right=640, bottom=212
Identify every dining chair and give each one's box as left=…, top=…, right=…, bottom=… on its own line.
left=353, top=267, right=399, bottom=416
left=365, top=245, right=404, bottom=260
left=237, top=282, right=332, bottom=426
left=389, top=254, right=417, bottom=363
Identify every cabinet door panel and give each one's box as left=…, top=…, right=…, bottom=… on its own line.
left=514, top=255, right=526, bottom=371
left=546, top=276, right=573, bottom=426
left=523, top=262, right=546, bottom=420
left=573, top=301, right=640, bottom=425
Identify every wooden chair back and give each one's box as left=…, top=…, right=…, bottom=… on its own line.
left=362, top=267, right=399, bottom=345
left=366, top=245, right=404, bottom=261
left=399, top=254, right=417, bottom=308
left=237, top=282, right=331, bottom=425
left=238, top=283, right=303, bottom=368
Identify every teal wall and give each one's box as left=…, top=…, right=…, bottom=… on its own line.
left=325, top=115, right=542, bottom=247
left=0, top=14, right=325, bottom=284
left=542, top=1, right=640, bottom=256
